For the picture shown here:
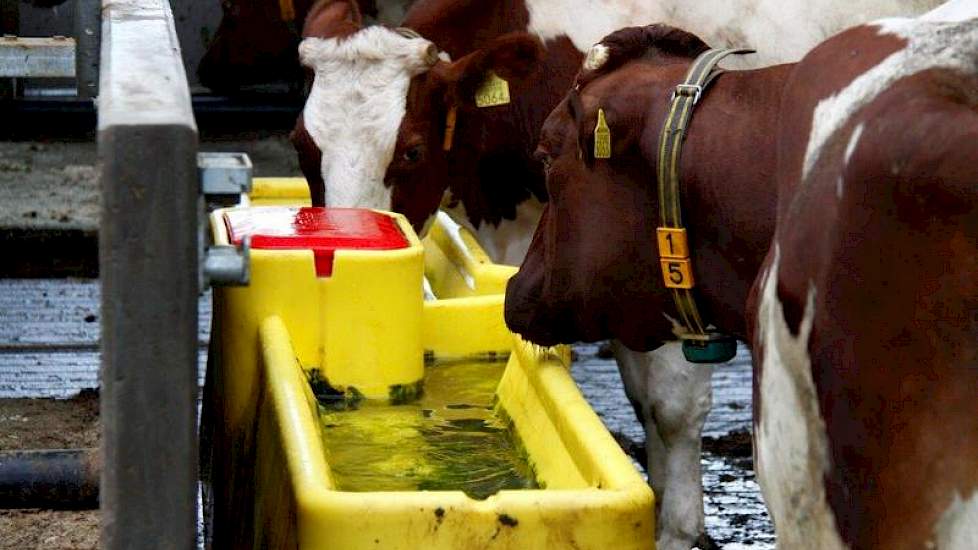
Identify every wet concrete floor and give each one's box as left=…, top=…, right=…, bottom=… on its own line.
left=0, top=278, right=774, bottom=548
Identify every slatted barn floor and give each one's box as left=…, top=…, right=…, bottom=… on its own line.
left=0, top=278, right=774, bottom=547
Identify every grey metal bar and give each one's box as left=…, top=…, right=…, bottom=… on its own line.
left=98, top=0, right=198, bottom=548
left=0, top=35, right=76, bottom=77
left=75, top=0, right=100, bottom=97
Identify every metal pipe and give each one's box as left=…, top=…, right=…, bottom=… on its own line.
left=0, top=449, right=99, bottom=509
left=0, top=96, right=302, bottom=139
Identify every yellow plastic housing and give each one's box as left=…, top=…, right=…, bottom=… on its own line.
left=211, top=207, right=425, bottom=402
left=206, top=178, right=654, bottom=549
left=248, top=177, right=313, bottom=206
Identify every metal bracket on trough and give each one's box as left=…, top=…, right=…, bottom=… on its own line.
left=198, top=151, right=253, bottom=206
left=199, top=152, right=253, bottom=288
left=203, top=236, right=250, bottom=287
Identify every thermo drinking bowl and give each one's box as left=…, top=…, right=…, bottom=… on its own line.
left=202, top=178, right=655, bottom=549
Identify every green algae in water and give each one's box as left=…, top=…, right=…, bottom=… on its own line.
left=316, top=360, right=538, bottom=499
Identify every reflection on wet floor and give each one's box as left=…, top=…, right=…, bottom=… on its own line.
left=572, top=343, right=775, bottom=549
left=316, top=360, right=537, bottom=499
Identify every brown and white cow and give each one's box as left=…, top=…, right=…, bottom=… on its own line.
left=506, top=1, right=978, bottom=547
left=291, top=1, right=943, bottom=548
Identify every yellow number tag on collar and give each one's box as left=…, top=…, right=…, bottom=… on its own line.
left=594, top=108, right=611, bottom=159
left=475, top=72, right=511, bottom=108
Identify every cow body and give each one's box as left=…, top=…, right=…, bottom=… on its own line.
left=752, top=4, right=978, bottom=547
left=506, top=1, right=978, bottom=547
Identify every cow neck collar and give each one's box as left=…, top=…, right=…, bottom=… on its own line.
left=655, top=47, right=753, bottom=362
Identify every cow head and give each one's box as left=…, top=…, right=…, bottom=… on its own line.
left=291, top=0, right=544, bottom=233
left=504, top=25, right=712, bottom=351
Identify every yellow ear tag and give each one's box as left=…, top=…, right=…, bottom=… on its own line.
left=475, top=71, right=511, bottom=108
left=594, top=108, right=611, bottom=159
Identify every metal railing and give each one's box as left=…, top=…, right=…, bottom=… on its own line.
left=0, top=0, right=100, bottom=97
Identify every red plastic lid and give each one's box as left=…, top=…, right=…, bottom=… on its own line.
left=224, top=207, right=409, bottom=276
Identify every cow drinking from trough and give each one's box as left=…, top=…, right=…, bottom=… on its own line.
left=290, top=0, right=945, bottom=548
left=505, top=2, right=978, bottom=547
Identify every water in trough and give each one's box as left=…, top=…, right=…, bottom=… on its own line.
left=315, top=359, right=538, bottom=499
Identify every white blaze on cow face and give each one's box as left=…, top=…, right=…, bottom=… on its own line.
left=755, top=245, right=847, bottom=550
left=802, top=12, right=978, bottom=182
left=299, top=28, right=438, bottom=209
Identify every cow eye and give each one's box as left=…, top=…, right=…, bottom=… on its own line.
left=533, top=148, right=552, bottom=172
left=402, top=145, right=424, bottom=163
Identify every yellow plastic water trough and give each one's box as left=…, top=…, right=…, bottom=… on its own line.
left=204, top=178, right=654, bottom=549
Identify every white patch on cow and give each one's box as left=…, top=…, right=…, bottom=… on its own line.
left=802, top=14, right=978, bottom=181
left=442, top=197, right=545, bottom=266
left=612, top=340, right=713, bottom=550
left=473, top=199, right=546, bottom=266
left=835, top=122, right=865, bottom=199
left=934, top=490, right=978, bottom=550
left=524, top=0, right=939, bottom=67
left=755, top=245, right=847, bottom=549
left=844, top=122, right=865, bottom=166
left=919, top=0, right=978, bottom=23
left=299, top=27, right=437, bottom=209
left=583, top=43, right=609, bottom=70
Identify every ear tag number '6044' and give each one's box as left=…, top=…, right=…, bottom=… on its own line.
left=594, top=108, right=611, bottom=159
left=475, top=72, right=511, bottom=108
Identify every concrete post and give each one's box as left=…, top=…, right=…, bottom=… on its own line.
left=98, top=0, right=198, bottom=547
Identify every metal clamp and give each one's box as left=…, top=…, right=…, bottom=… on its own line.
left=203, top=236, right=250, bottom=287
left=199, top=152, right=253, bottom=290
left=672, top=83, right=703, bottom=104
left=198, top=152, right=253, bottom=206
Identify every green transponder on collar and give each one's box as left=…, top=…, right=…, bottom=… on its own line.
left=682, top=335, right=738, bottom=364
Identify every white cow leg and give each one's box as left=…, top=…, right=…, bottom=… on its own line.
left=614, top=341, right=667, bottom=501
left=614, top=340, right=714, bottom=550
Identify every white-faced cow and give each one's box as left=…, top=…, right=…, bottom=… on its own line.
left=505, top=1, right=978, bottom=548
left=290, top=0, right=945, bottom=548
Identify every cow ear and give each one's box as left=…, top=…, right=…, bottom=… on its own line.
left=302, top=0, right=363, bottom=39
left=442, top=33, right=545, bottom=107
